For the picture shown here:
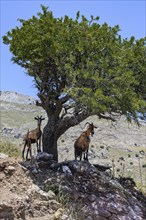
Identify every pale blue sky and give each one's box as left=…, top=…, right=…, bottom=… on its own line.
left=1, top=0, right=146, bottom=98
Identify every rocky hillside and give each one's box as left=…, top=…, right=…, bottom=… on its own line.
left=0, top=91, right=146, bottom=219
left=0, top=91, right=36, bottom=105
left=1, top=91, right=146, bottom=190
left=1, top=91, right=46, bottom=142
left=0, top=154, right=146, bottom=220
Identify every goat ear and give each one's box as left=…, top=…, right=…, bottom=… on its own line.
left=94, top=125, right=98, bottom=129
left=34, top=117, right=38, bottom=120
left=42, top=118, right=45, bottom=120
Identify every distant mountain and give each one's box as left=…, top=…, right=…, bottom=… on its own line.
left=1, top=91, right=45, bottom=142
left=0, top=91, right=36, bottom=105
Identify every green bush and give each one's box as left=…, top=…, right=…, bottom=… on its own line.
left=100, top=145, right=104, bottom=149
left=0, top=140, right=21, bottom=158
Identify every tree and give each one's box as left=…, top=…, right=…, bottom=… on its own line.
left=3, top=5, right=146, bottom=161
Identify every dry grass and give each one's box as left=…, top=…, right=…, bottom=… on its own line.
left=0, top=140, right=21, bottom=158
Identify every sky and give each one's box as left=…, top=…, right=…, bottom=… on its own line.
left=1, top=0, right=146, bottom=98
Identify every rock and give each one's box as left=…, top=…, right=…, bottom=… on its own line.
left=5, top=165, right=15, bottom=175
left=93, top=163, right=112, bottom=172
left=61, top=214, right=69, bottom=220
left=27, top=184, right=56, bottom=201
left=0, top=153, right=8, bottom=159
left=0, top=202, right=14, bottom=220
left=0, top=91, right=35, bottom=105
left=36, top=152, right=53, bottom=161
left=62, top=165, right=72, bottom=176
left=0, top=172, right=5, bottom=181
left=53, top=208, right=64, bottom=220
left=48, top=200, right=62, bottom=211
left=88, top=194, right=97, bottom=202
left=0, top=156, right=146, bottom=220
left=98, top=208, right=111, bottom=218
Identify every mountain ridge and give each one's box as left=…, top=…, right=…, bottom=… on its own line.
left=0, top=91, right=36, bottom=105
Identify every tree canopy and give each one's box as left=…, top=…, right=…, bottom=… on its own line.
left=3, top=5, right=146, bottom=160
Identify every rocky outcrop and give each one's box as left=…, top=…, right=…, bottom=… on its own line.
left=0, top=156, right=61, bottom=220
left=44, top=160, right=146, bottom=220
left=1, top=154, right=145, bottom=220
left=0, top=91, right=36, bottom=105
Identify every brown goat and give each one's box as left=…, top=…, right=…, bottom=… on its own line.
left=22, top=115, right=45, bottom=160
left=74, top=122, right=97, bottom=161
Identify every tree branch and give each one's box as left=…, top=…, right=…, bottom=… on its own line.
left=97, top=113, right=117, bottom=122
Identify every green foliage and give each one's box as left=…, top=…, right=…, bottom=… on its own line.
left=3, top=5, right=146, bottom=119
left=0, top=140, right=21, bottom=158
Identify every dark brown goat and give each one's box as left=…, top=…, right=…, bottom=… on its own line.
left=22, top=115, right=45, bottom=160
left=74, top=122, right=97, bottom=161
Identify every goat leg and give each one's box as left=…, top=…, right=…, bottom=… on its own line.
left=29, top=144, right=33, bottom=162
left=26, top=139, right=31, bottom=160
left=36, top=141, right=39, bottom=153
left=36, top=141, right=41, bottom=153
left=74, top=148, right=77, bottom=160
left=83, top=151, right=86, bottom=160
left=26, top=140, right=32, bottom=160
left=80, top=151, right=82, bottom=161
left=85, top=149, right=89, bottom=161
left=22, top=142, right=27, bottom=160
left=26, top=147, right=29, bottom=160
left=38, top=138, right=41, bottom=152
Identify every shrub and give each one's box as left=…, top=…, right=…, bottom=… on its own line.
left=0, top=140, right=21, bottom=158
left=100, top=146, right=104, bottom=149
left=119, top=156, right=124, bottom=161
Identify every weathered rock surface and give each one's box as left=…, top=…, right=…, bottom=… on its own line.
left=0, top=91, right=36, bottom=105
left=0, top=154, right=145, bottom=220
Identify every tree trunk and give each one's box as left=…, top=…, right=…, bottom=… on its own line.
left=43, top=132, right=58, bottom=162
left=42, top=111, right=90, bottom=162
left=42, top=116, right=59, bottom=162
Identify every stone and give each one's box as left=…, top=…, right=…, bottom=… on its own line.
left=88, top=194, right=97, bottom=202
left=62, top=165, right=72, bottom=176
left=48, top=200, right=62, bottom=211
left=27, top=184, right=56, bottom=201
left=5, top=165, right=15, bottom=175
left=0, top=202, right=14, bottom=219
left=0, top=153, right=8, bottom=159
left=53, top=208, right=64, bottom=220
left=36, top=152, right=53, bottom=161
left=98, top=207, right=111, bottom=218
left=0, top=172, right=5, bottom=181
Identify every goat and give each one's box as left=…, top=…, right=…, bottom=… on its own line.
left=74, top=122, right=97, bottom=161
left=22, top=115, right=45, bottom=160
left=23, top=129, right=32, bottom=160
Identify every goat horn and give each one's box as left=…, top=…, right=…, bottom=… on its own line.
left=39, top=115, right=45, bottom=120
left=84, top=122, right=90, bottom=128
